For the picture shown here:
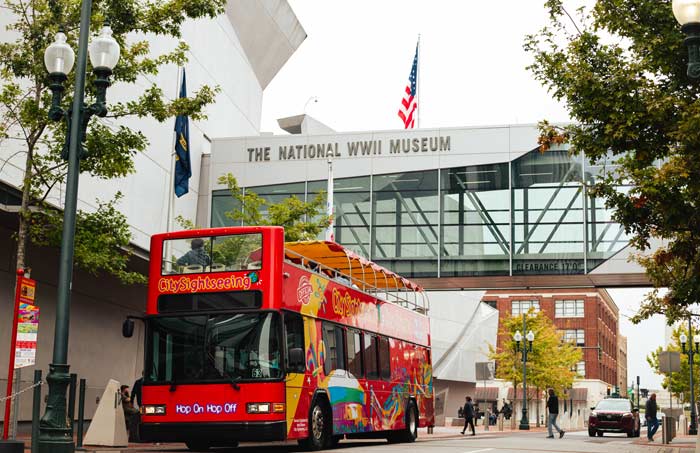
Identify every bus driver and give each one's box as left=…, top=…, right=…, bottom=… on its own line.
left=176, top=238, right=211, bottom=267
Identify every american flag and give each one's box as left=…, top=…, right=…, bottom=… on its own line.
left=398, top=44, right=418, bottom=129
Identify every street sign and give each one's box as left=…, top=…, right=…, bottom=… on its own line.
left=14, top=302, right=40, bottom=369
left=475, top=362, right=495, bottom=381
left=658, top=351, right=681, bottom=373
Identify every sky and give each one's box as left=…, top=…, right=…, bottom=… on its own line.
left=259, top=1, right=666, bottom=389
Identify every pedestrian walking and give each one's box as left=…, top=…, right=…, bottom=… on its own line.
left=645, top=393, right=659, bottom=441
left=461, top=396, right=476, bottom=436
left=546, top=389, right=565, bottom=439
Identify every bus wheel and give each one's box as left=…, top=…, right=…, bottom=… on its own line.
left=185, top=440, right=211, bottom=451
left=388, top=400, right=418, bottom=443
left=299, top=400, right=331, bottom=451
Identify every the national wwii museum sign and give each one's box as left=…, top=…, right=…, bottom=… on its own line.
left=245, top=134, right=452, bottom=162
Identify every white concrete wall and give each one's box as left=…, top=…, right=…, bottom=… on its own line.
left=209, top=124, right=545, bottom=191
left=0, top=3, right=305, bottom=250
left=74, top=14, right=263, bottom=249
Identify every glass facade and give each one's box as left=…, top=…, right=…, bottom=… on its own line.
left=210, top=147, right=630, bottom=278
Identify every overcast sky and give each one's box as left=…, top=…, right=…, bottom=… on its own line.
left=260, top=0, right=665, bottom=389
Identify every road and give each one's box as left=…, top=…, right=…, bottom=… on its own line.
left=111, top=429, right=692, bottom=453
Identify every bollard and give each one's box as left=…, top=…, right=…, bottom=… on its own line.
left=30, top=370, right=41, bottom=453
left=68, top=373, right=77, bottom=434
left=76, top=378, right=86, bottom=450
left=662, top=415, right=676, bottom=444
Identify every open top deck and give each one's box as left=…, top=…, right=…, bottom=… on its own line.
left=284, top=240, right=429, bottom=313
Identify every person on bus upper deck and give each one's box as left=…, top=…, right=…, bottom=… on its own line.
left=176, top=238, right=211, bottom=267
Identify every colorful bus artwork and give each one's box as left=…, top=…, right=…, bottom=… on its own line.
left=123, top=226, right=433, bottom=451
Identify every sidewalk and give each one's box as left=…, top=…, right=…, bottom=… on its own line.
left=418, top=422, right=553, bottom=439
left=633, top=432, right=698, bottom=451
left=10, top=423, right=553, bottom=452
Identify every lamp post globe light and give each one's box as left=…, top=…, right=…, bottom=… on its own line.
left=513, top=316, right=535, bottom=430
left=673, top=0, right=700, bottom=78
left=679, top=319, right=699, bottom=435
left=38, top=2, right=119, bottom=451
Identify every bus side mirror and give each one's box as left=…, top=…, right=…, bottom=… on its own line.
left=288, top=348, right=304, bottom=370
left=122, top=318, right=135, bottom=338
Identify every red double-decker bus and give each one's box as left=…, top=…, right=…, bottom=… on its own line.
left=124, top=226, right=433, bottom=451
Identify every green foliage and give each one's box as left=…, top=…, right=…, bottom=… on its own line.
left=0, top=0, right=224, bottom=282
left=489, top=310, right=582, bottom=399
left=28, top=193, right=145, bottom=283
left=217, top=174, right=332, bottom=242
left=647, top=324, right=700, bottom=402
left=526, top=1, right=700, bottom=322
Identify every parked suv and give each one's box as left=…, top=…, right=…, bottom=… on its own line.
left=588, top=398, right=640, bottom=437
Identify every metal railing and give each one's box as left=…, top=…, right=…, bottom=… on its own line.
left=284, top=249, right=429, bottom=314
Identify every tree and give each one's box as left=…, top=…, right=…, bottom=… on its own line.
left=489, top=310, right=582, bottom=419
left=647, top=324, right=699, bottom=403
left=217, top=173, right=332, bottom=242
left=0, top=0, right=224, bottom=283
left=525, top=0, right=700, bottom=323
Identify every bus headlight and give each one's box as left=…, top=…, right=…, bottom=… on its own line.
left=141, top=405, right=166, bottom=415
left=247, top=403, right=271, bottom=413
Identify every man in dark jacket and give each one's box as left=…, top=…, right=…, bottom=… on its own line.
left=461, top=396, right=476, bottom=436
left=546, top=388, right=565, bottom=438
left=176, top=238, right=211, bottom=268
left=646, top=393, right=659, bottom=441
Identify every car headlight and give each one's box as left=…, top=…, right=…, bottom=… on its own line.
left=141, top=404, right=166, bottom=415
left=590, top=411, right=597, bottom=418
left=622, top=412, right=633, bottom=418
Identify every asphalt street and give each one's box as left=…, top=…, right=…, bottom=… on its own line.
left=95, top=429, right=691, bottom=453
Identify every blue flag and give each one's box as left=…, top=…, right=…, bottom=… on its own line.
left=174, top=69, right=191, bottom=198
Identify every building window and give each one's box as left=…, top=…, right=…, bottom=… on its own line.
left=555, top=300, right=584, bottom=318
left=562, top=329, right=585, bottom=346
left=483, top=300, right=497, bottom=309
left=511, top=300, right=539, bottom=316
left=571, top=361, right=585, bottom=377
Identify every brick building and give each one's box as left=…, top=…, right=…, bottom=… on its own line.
left=483, top=288, right=620, bottom=386
left=618, top=335, right=628, bottom=393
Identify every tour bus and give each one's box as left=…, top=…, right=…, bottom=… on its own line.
left=122, top=226, right=434, bottom=451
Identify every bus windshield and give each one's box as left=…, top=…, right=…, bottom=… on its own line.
left=162, top=233, right=262, bottom=275
left=145, top=312, right=282, bottom=384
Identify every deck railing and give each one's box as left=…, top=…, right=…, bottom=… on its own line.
left=284, top=249, right=429, bottom=314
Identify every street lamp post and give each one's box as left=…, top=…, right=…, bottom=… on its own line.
left=673, top=0, right=700, bottom=78
left=38, top=3, right=119, bottom=452
left=679, top=319, right=699, bottom=435
left=513, top=315, right=535, bottom=431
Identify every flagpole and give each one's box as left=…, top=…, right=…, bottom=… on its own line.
left=164, top=66, right=181, bottom=271
left=416, top=34, right=421, bottom=129
left=325, top=156, right=334, bottom=241
left=165, top=65, right=181, bottom=235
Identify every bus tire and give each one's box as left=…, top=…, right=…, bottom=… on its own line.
left=185, top=440, right=211, bottom=451
left=299, top=398, right=332, bottom=451
left=388, top=399, right=418, bottom=443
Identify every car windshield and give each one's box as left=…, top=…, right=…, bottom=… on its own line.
left=145, top=312, right=282, bottom=383
left=595, top=399, right=632, bottom=411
